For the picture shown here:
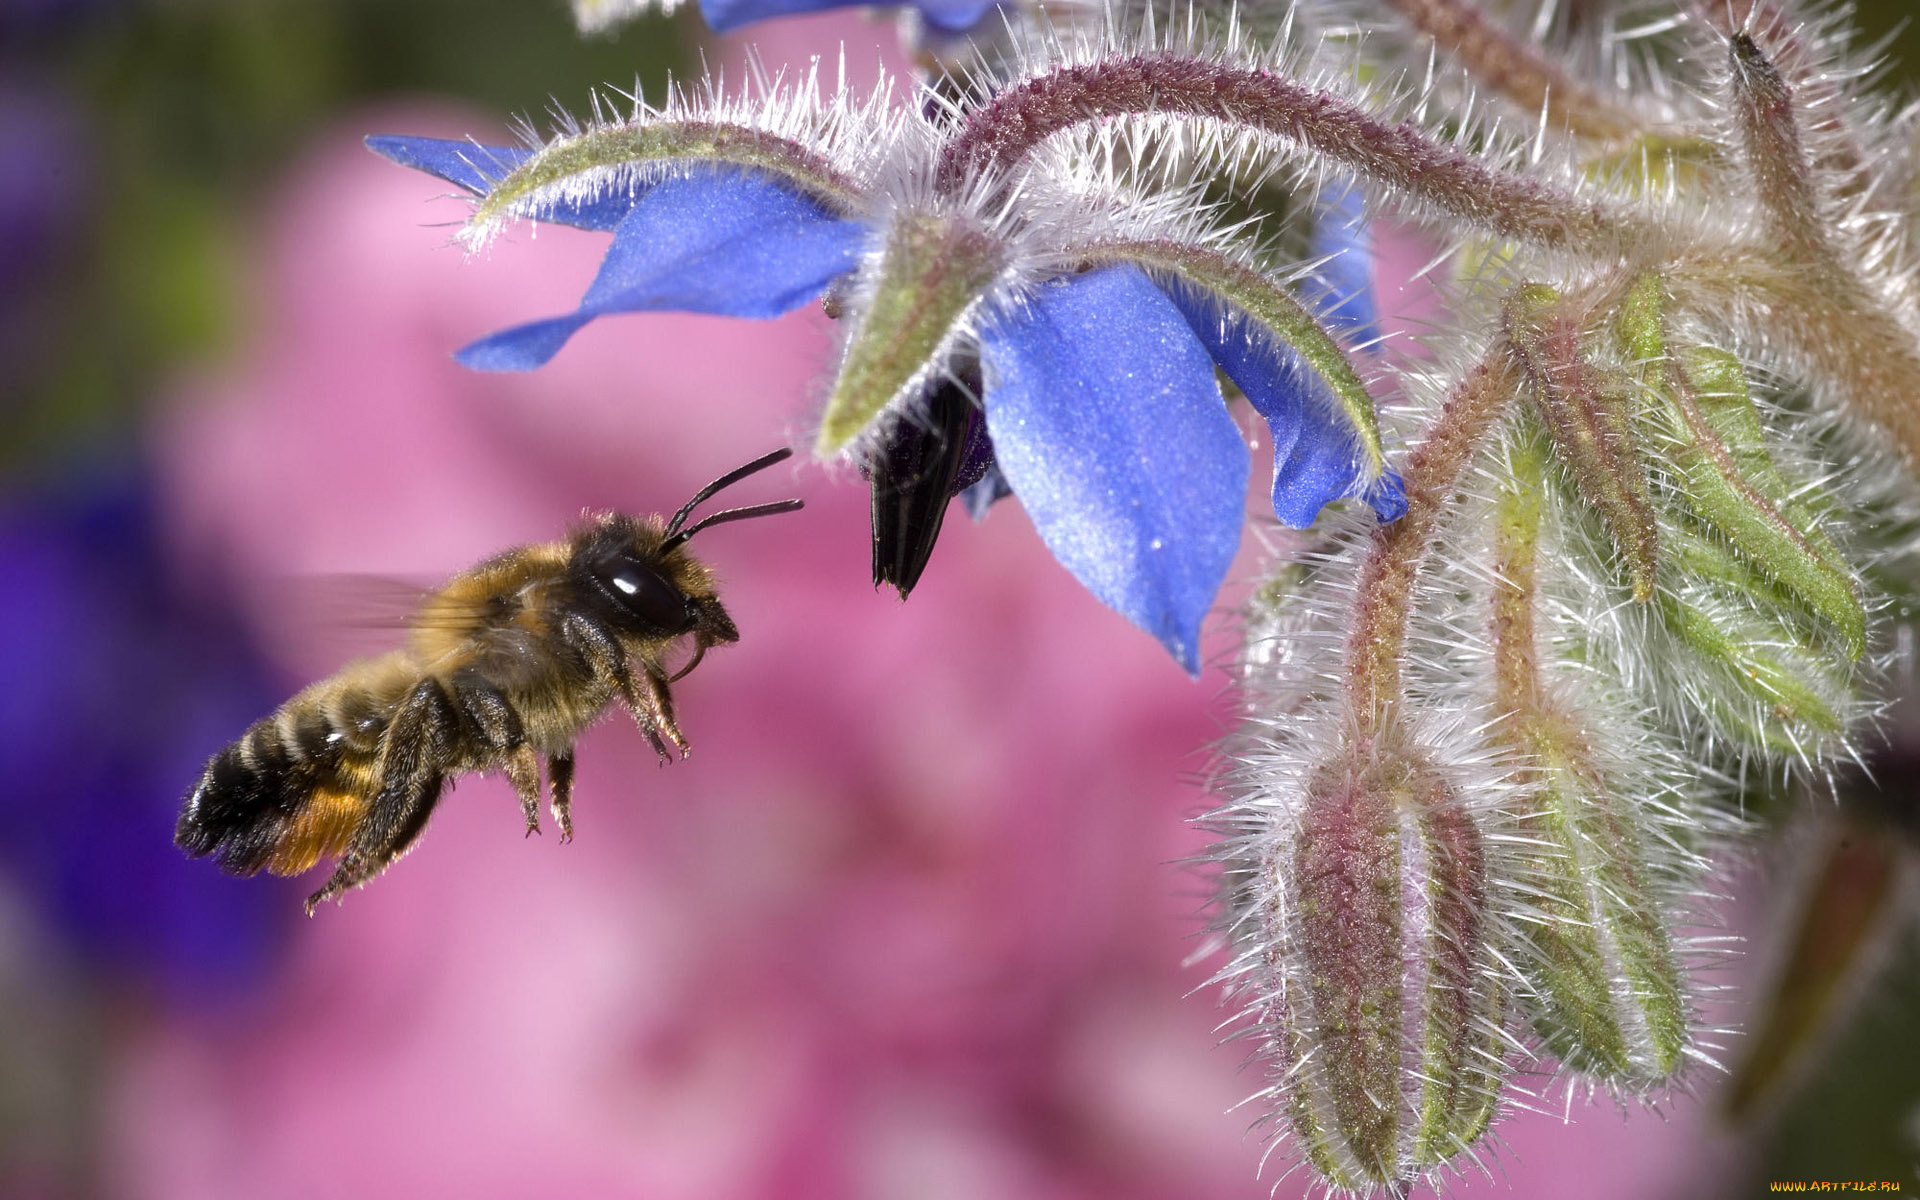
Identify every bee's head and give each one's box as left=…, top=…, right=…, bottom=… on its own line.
left=568, top=449, right=801, bottom=669
left=570, top=513, right=713, bottom=640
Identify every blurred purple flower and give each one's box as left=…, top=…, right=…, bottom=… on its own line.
left=0, top=0, right=113, bottom=40
left=0, top=458, right=287, bottom=993
left=572, top=0, right=995, bottom=37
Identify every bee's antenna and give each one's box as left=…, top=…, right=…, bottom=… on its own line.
left=661, top=499, right=804, bottom=552
left=666, top=447, right=797, bottom=539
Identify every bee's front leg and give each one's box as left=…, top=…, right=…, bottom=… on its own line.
left=626, top=668, right=689, bottom=761
left=560, top=613, right=682, bottom=764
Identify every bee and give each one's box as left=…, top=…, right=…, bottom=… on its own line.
left=176, top=448, right=803, bottom=913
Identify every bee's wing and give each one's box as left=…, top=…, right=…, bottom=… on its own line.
left=252, top=574, right=433, bottom=662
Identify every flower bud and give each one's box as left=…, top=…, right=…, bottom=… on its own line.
left=1727, top=31, right=1828, bottom=259
left=1618, top=276, right=1864, bottom=662
left=1504, top=717, right=1692, bottom=1082
left=1263, top=739, right=1506, bottom=1190
left=1656, top=540, right=1851, bottom=756
left=1490, top=430, right=1692, bottom=1085
left=1664, top=348, right=1864, bottom=660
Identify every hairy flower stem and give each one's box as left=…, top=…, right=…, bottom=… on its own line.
left=1694, top=28, right=1920, bottom=470
left=933, top=57, right=1650, bottom=254
left=1380, top=0, right=1643, bottom=142
left=1347, top=355, right=1521, bottom=737
left=1505, top=286, right=1660, bottom=602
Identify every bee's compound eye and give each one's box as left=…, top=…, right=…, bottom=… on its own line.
left=607, top=561, right=694, bottom=632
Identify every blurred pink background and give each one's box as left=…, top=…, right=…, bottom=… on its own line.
left=92, top=17, right=1754, bottom=1198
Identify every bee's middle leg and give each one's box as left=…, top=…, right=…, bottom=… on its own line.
left=451, top=669, right=542, bottom=836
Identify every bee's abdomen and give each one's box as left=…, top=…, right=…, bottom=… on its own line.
left=177, top=679, right=390, bottom=878
left=176, top=722, right=291, bottom=874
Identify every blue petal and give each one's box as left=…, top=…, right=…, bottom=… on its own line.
left=700, top=0, right=854, bottom=33
left=1308, top=179, right=1380, bottom=346
left=366, top=135, right=635, bottom=232
left=960, top=464, right=1012, bottom=521
left=456, top=170, right=867, bottom=371
left=1163, top=282, right=1401, bottom=527
left=979, top=265, right=1248, bottom=675
left=915, top=0, right=997, bottom=30
left=1365, top=472, right=1409, bottom=523
left=366, top=135, right=528, bottom=192
left=699, top=0, right=992, bottom=32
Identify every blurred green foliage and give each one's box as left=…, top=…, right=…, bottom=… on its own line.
left=6, top=0, right=690, bottom=476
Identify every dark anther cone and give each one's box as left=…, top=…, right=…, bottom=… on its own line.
left=868, top=375, right=994, bottom=598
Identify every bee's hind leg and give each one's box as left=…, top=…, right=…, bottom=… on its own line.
left=449, top=669, right=542, bottom=836
left=548, top=750, right=575, bottom=843
left=305, top=679, right=456, bottom=915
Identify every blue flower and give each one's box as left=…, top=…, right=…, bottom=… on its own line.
left=1309, top=178, right=1381, bottom=347
left=571, top=0, right=995, bottom=37
left=373, top=133, right=1402, bottom=675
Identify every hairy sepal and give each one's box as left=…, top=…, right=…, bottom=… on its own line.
left=1505, top=285, right=1659, bottom=603
left=819, top=211, right=1006, bottom=455
left=459, top=81, right=880, bottom=249
left=1656, top=533, right=1852, bottom=759
left=1619, top=277, right=1864, bottom=660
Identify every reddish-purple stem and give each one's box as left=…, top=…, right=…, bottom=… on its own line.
left=934, top=56, right=1635, bottom=252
